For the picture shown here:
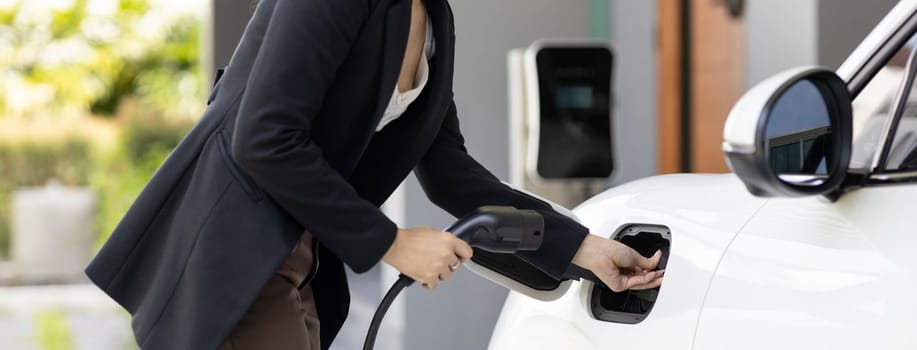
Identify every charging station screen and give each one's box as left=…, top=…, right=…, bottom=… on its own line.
left=556, top=86, right=594, bottom=109
left=535, top=47, right=614, bottom=179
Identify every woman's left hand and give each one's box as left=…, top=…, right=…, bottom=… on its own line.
left=572, top=234, right=665, bottom=292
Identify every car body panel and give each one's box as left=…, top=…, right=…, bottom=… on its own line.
left=694, top=185, right=917, bottom=348
left=489, top=174, right=767, bottom=349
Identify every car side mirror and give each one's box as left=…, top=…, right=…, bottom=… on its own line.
left=723, top=67, right=853, bottom=197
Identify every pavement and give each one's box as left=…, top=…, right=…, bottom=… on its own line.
left=0, top=267, right=398, bottom=350
left=0, top=284, right=136, bottom=350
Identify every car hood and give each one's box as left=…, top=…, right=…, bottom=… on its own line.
left=574, top=173, right=767, bottom=237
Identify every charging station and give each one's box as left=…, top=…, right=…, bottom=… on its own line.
left=447, top=40, right=618, bottom=302
left=508, top=39, right=616, bottom=208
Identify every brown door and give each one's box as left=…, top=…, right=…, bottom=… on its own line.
left=658, top=0, right=745, bottom=173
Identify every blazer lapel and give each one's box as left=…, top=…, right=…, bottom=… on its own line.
left=371, top=0, right=412, bottom=126
left=349, top=0, right=456, bottom=205
left=381, top=0, right=455, bottom=142
left=420, top=0, right=456, bottom=128
left=370, top=0, right=455, bottom=130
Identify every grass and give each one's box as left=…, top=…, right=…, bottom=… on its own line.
left=33, top=310, right=73, bottom=350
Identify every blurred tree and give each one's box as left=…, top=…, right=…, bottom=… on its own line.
left=50, top=0, right=88, bottom=39
left=0, top=0, right=202, bottom=258
left=0, top=0, right=204, bottom=118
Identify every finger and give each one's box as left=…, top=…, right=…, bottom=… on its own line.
left=606, top=276, right=628, bottom=293
left=636, top=250, right=662, bottom=270
left=629, top=271, right=664, bottom=290
left=423, top=279, right=438, bottom=290
left=440, top=266, right=454, bottom=281
left=624, top=270, right=661, bottom=290
left=448, top=257, right=462, bottom=273
left=453, top=239, right=474, bottom=262
left=630, top=277, right=663, bottom=291
left=590, top=269, right=626, bottom=292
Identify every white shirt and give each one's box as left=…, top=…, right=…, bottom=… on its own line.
left=376, top=16, right=435, bottom=132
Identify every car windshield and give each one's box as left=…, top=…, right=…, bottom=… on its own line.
left=850, top=32, right=917, bottom=170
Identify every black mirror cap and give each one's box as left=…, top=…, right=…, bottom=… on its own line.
left=723, top=67, right=853, bottom=198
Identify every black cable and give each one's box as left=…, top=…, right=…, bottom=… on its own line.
left=363, top=274, right=415, bottom=350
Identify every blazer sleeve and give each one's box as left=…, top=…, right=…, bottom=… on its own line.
left=415, top=101, right=589, bottom=279
left=231, top=0, right=395, bottom=273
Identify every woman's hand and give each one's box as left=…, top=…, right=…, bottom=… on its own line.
left=382, top=227, right=474, bottom=290
left=572, top=235, right=664, bottom=292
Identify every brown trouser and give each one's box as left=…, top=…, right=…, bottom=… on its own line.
left=220, top=231, right=321, bottom=350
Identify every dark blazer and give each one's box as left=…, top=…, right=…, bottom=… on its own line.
left=85, top=0, right=588, bottom=349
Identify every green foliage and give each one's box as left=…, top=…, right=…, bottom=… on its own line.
left=118, top=0, right=151, bottom=18
left=0, top=0, right=204, bottom=118
left=0, top=3, right=20, bottom=26
left=122, top=114, right=190, bottom=162
left=90, top=111, right=191, bottom=249
left=51, top=0, right=88, bottom=39
left=33, top=310, right=74, bottom=350
left=0, top=140, right=92, bottom=187
left=90, top=16, right=203, bottom=116
left=90, top=145, right=169, bottom=250
left=0, top=138, right=92, bottom=259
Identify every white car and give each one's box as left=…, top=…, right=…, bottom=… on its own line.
left=485, top=1, right=917, bottom=349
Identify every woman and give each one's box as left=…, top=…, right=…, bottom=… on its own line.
left=86, top=0, right=664, bottom=349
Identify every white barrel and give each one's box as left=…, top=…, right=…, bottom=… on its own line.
left=11, top=182, right=95, bottom=283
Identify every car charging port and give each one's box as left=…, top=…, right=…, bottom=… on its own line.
left=589, top=224, right=670, bottom=324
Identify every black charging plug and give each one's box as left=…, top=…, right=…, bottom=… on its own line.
left=446, top=206, right=544, bottom=253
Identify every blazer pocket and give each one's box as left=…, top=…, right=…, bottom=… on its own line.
left=216, top=130, right=263, bottom=202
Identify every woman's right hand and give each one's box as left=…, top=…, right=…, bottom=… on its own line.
left=382, top=227, right=474, bottom=290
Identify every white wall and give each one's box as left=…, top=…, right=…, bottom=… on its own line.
left=744, top=0, right=898, bottom=89
left=745, top=0, right=819, bottom=89
left=609, top=0, right=658, bottom=184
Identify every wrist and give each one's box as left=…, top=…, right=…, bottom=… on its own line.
left=572, top=234, right=603, bottom=270
left=382, top=228, right=403, bottom=265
